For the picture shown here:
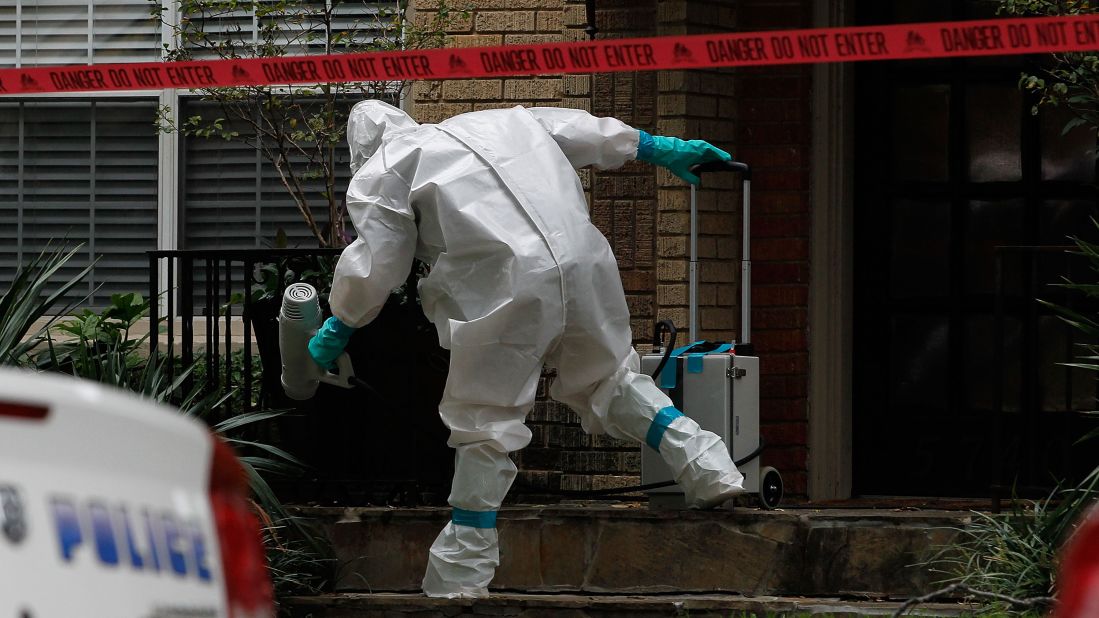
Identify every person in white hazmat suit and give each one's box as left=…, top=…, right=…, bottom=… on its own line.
left=309, top=100, right=745, bottom=598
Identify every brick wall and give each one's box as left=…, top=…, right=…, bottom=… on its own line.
left=736, top=0, right=812, bottom=497
left=407, top=0, right=813, bottom=498
left=528, top=0, right=659, bottom=495
left=409, top=0, right=576, bottom=125
left=590, top=1, right=659, bottom=346
left=654, top=1, right=739, bottom=343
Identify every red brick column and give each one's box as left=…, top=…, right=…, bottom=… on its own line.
left=654, top=1, right=739, bottom=342
left=736, top=0, right=813, bottom=497
left=536, top=0, right=660, bottom=495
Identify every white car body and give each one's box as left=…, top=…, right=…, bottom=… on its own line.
left=0, top=369, right=230, bottom=618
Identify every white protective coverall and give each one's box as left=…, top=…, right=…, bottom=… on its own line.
left=330, top=100, right=745, bottom=598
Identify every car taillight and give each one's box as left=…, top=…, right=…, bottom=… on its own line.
left=0, top=401, right=48, bottom=420
left=1053, top=504, right=1099, bottom=618
left=209, top=436, right=275, bottom=618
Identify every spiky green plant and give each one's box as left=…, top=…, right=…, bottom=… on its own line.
left=0, top=244, right=94, bottom=366
left=928, top=471, right=1097, bottom=609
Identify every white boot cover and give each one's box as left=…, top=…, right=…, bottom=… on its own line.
left=652, top=409, right=745, bottom=509
left=422, top=520, right=498, bottom=598
left=422, top=442, right=516, bottom=598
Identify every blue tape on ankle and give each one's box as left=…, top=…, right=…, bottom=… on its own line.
left=646, top=406, right=683, bottom=451
left=451, top=508, right=497, bottom=529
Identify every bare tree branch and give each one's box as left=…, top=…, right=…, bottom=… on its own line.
left=892, top=582, right=1054, bottom=617
left=158, top=0, right=462, bottom=248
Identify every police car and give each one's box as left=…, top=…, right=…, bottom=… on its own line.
left=0, top=369, right=274, bottom=618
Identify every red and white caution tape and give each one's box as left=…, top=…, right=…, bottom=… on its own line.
left=2, top=15, right=1099, bottom=95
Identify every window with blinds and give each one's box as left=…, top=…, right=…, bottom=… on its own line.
left=181, top=100, right=353, bottom=250
left=181, top=0, right=397, bottom=61
left=176, top=0, right=399, bottom=257
left=180, top=98, right=356, bottom=316
left=0, top=99, right=159, bottom=308
left=0, top=1, right=161, bottom=309
left=0, top=0, right=403, bottom=313
left=0, top=0, right=161, bottom=67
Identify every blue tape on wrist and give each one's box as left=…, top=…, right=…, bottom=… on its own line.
left=328, top=316, right=357, bottom=338
left=645, top=406, right=683, bottom=451
left=637, top=130, right=655, bottom=160
left=451, top=508, right=497, bottom=529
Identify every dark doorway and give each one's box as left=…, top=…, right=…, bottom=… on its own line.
left=853, top=0, right=1099, bottom=496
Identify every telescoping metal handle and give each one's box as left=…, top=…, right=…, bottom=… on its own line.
left=687, top=160, right=752, bottom=346
left=691, top=160, right=751, bottom=179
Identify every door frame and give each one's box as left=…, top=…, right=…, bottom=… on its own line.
left=808, top=0, right=855, bottom=500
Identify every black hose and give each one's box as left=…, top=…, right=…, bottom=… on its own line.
left=650, top=319, right=677, bottom=381
left=733, top=437, right=766, bottom=468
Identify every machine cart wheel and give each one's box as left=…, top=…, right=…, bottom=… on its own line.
left=758, top=466, right=783, bottom=509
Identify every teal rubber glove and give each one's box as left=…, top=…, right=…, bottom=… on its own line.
left=636, top=130, right=732, bottom=185
left=308, top=316, right=356, bottom=370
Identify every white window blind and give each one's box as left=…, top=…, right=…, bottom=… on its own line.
left=181, top=100, right=352, bottom=250
left=182, top=0, right=397, bottom=61
left=0, top=0, right=403, bottom=313
left=0, top=0, right=161, bottom=68
left=0, top=99, right=159, bottom=307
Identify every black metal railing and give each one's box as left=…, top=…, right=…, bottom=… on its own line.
left=145, top=248, right=453, bottom=504
left=993, top=245, right=1099, bottom=507
left=147, top=248, right=342, bottom=411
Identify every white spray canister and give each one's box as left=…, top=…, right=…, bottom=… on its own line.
left=278, top=282, right=355, bottom=400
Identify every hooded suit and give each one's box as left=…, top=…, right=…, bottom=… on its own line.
left=331, top=100, right=744, bottom=598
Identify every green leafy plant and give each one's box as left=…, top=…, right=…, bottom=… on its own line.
left=926, top=480, right=1095, bottom=612
left=36, top=292, right=233, bottom=416
left=41, top=292, right=151, bottom=380
left=190, top=347, right=267, bottom=411
left=264, top=521, right=334, bottom=598
left=1042, top=223, right=1099, bottom=419
left=249, top=253, right=340, bottom=306
left=999, top=0, right=1099, bottom=133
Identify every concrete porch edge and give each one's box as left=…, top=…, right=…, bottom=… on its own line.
left=295, top=503, right=971, bottom=598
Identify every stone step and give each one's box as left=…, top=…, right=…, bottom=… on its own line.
left=283, top=592, right=976, bottom=617
left=298, top=503, right=971, bottom=598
